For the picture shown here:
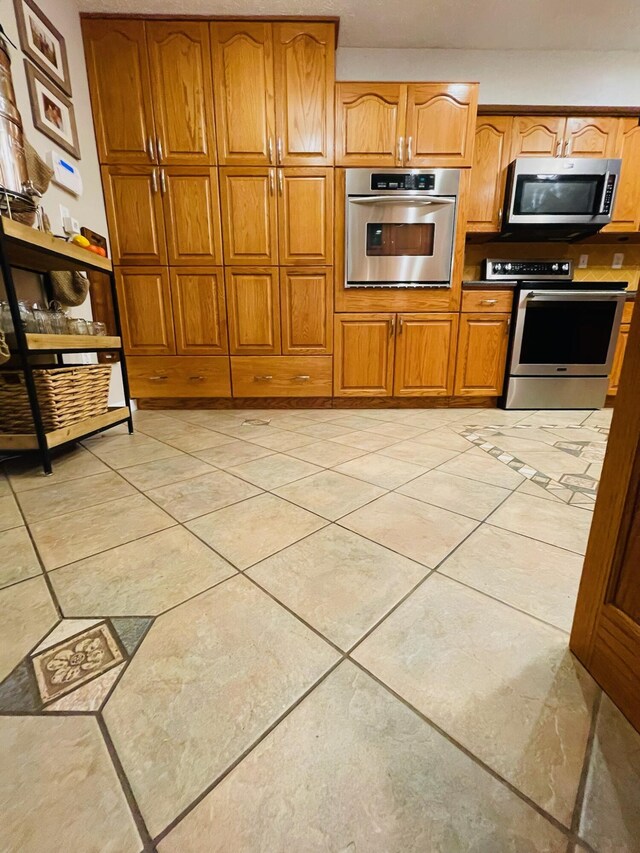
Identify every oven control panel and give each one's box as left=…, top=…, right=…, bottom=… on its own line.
left=484, top=259, right=573, bottom=281
left=370, top=173, right=436, bottom=191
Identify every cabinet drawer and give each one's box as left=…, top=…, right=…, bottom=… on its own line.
left=462, top=290, right=513, bottom=313
left=231, top=356, right=332, bottom=397
left=127, top=356, right=231, bottom=397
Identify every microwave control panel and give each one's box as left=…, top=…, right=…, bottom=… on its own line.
left=484, top=260, right=573, bottom=281
left=370, top=173, right=436, bottom=191
left=601, top=174, right=617, bottom=215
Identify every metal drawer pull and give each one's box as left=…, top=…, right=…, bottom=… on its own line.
left=481, top=299, right=498, bottom=305
left=148, top=375, right=168, bottom=381
left=254, top=375, right=273, bottom=381
left=189, top=375, right=205, bottom=381
left=293, top=375, right=311, bottom=381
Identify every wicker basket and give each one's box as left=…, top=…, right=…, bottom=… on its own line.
left=0, top=364, right=111, bottom=433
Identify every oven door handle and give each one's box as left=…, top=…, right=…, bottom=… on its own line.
left=525, top=290, right=625, bottom=301
left=349, top=195, right=455, bottom=205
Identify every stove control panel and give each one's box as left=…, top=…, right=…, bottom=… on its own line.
left=484, top=259, right=573, bottom=281
left=370, top=173, right=436, bottom=191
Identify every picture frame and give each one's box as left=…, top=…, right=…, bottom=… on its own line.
left=13, top=0, right=72, bottom=96
left=24, top=61, right=80, bottom=160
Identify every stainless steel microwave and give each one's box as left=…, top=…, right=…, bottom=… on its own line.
left=502, top=157, right=621, bottom=239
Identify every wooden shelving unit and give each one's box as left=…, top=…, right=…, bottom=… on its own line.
left=0, top=216, right=133, bottom=474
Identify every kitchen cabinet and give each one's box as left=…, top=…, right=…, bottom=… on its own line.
left=605, top=118, right=640, bottom=232
left=467, top=116, right=513, bottom=232
left=278, top=168, right=333, bottom=265
left=336, top=82, right=478, bottom=166
left=226, top=268, right=281, bottom=354
left=162, top=168, right=223, bottom=265
left=219, top=168, right=278, bottom=265
left=83, top=19, right=154, bottom=164
left=455, top=313, right=510, bottom=397
left=281, top=268, right=333, bottom=354
left=102, top=166, right=167, bottom=265
left=128, top=355, right=231, bottom=397
left=609, top=323, right=631, bottom=395
left=334, top=314, right=395, bottom=396
left=510, top=116, right=567, bottom=158
left=510, top=115, right=621, bottom=159
left=146, top=21, right=216, bottom=165
left=231, top=356, right=333, bottom=396
left=564, top=117, right=620, bottom=158
left=116, top=267, right=175, bottom=356
left=212, top=21, right=334, bottom=166
left=394, top=313, right=458, bottom=396
left=170, top=268, right=228, bottom=355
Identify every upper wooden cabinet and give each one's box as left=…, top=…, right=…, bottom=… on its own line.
left=564, top=117, right=620, bottom=157
left=467, top=116, right=513, bottom=232
left=394, top=313, right=458, bottom=396
left=510, top=115, right=621, bottom=159
left=404, top=84, right=478, bottom=167
left=170, top=267, right=228, bottom=355
left=212, top=21, right=335, bottom=166
left=605, top=118, right=640, bottom=233
left=219, top=167, right=278, bottom=265
left=509, top=116, right=566, bottom=158
left=83, top=19, right=155, bottom=164
left=278, top=168, right=333, bottom=265
left=336, top=82, right=478, bottom=167
left=116, top=267, right=175, bottom=355
left=273, top=23, right=335, bottom=165
left=146, top=21, right=216, bottom=165
left=226, top=267, right=281, bottom=355
left=162, top=168, right=223, bottom=265
left=280, top=268, right=333, bottom=354
left=101, top=165, right=167, bottom=265
left=455, top=312, right=510, bottom=397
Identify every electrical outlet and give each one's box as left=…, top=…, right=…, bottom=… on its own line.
left=612, top=252, right=624, bottom=269
left=578, top=254, right=589, bottom=269
left=59, top=205, right=70, bottom=232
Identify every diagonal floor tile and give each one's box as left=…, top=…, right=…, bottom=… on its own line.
left=227, top=454, right=321, bottom=490
left=340, top=492, right=478, bottom=567
left=104, top=575, right=337, bottom=837
left=333, top=452, right=427, bottom=489
left=330, top=414, right=381, bottom=430
left=0, top=716, right=141, bottom=852
left=248, top=526, right=427, bottom=649
left=330, top=430, right=399, bottom=452
left=0, top=495, right=22, bottom=531
left=398, top=469, right=511, bottom=521
left=363, top=421, right=426, bottom=440
left=438, top=525, right=583, bottom=631
left=145, top=471, right=261, bottom=522
left=186, top=493, right=327, bottom=569
left=84, top=433, right=182, bottom=469
left=293, top=422, right=353, bottom=439
left=0, top=576, right=57, bottom=681
left=274, top=470, right=386, bottom=521
left=30, top=494, right=175, bottom=570
left=50, top=527, right=236, bottom=616
left=0, top=527, right=41, bottom=589
left=241, top=429, right=317, bottom=452
left=118, top=454, right=217, bottom=491
left=285, top=440, right=367, bottom=468
left=4, top=446, right=109, bottom=493
left=16, top=472, right=136, bottom=523
left=158, top=662, right=567, bottom=853
left=353, top=573, right=598, bottom=825
left=411, top=428, right=476, bottom=451
left=193, top=440, right=275, bottom=469
left=487, top=492, right=593, bottom=554
left=437, top=447, right=526, bottom=489
left=378, top=440, right=461, bottom=468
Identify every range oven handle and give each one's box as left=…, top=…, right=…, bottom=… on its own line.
left=525, top=290, right=625, bottom=301
left=349, top=195, right=455, bottom=205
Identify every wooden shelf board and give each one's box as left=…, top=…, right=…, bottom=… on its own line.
left=0, top=406, right=130, bottom=450
left=1, top=217, right=112, bottom=274
left=23, top=333, right=121, bottom=351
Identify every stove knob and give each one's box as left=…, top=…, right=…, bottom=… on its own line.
left=504, top=263, right=512, bottom=271
left=562, top=263, right=570, bottom=271
left=552, top=263, right=559, bottom=271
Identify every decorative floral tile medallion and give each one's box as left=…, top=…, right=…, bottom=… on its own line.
left=32, top=622, right=124, bottom=704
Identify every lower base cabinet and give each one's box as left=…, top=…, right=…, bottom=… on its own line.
left=454, top=313, right=510, bottom=396
left=231, top=356, right=332, bottom=396
left=334, top=312, right=458, bottom=397
left=127, top=356, right=231, bottom=397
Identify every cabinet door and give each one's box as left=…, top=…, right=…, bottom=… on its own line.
left=510, top=116, right=566, bottom=158
left=82, top=19, right=155, bottom=164
left=404, top=84, right=478, bottom=167
left=162, top=168, right=222, bottom=265
left=116, top=267, right=175, bottom=355
left=147, top=21, right=216, bottom=165
left=335, top=83, right=406, bottom=166
left=467, top=116, right=513, bottom=232
left=170, top=268, right=227, bottom=355
left=334, top=314, right=394, bottom=396
left=454, top=313, right=510, bottom=397
left=220, top=168, right=278, bottom=265
left=211, top=22, right=276, bottom=165
left=394, top=313, right=458, bottom=397
left=278, top=168, right=333, bottom=265
left=226, top=268, right=280, bottom=355
left=102, top=166, right=167, bottom=265
left=281, top=268, right=333, bottom=354
left=604, top=118, right=640, bottom=233
left=608, top=324, right=630, bottom=394
left=273, top=22, right=334, bottom=165
left=564, top=117, right=620, bottom=158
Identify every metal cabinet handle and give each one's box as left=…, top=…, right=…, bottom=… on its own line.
left=397, top=136, right=404, bottom=163
left=276, top=136, right=283, bottom=164
left=269, top=169, right=274, bottom=195
left=278, top=169, right=283, bottom=195
left=189, top=375, right=206, bottom=381
left=481, top=299, right=498, bottom=305
left=148, top=374, right=168, bottom=381
left=254, top=375, right=273, bottom=381
left=151, top=168, right=158, bottom=193
left=157, top=137, right=164, bottom=162
left=505, top=318, right=511, bottom=335
left=564, top=139, right=571, bottom=156
left=147, top=136, right=156, bottom=161
left=556, top=140, right=562, bottom=157
left=293, top=374, right=310, bottom=381
left=160, top=168, right=166, bottom=195
left=268, top=137, right=274, bottom=164
left=406, top=136, right=413, bottom=162
left=389, top=317, right=395, bottom=337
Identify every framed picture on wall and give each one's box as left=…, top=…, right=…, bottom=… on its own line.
left=24, top=61, right=80, bottom=159
left=13, top=0, right=72, bottom=96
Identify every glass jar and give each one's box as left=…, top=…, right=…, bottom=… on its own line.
left=68, top=317, right=88, bottom=335
left=48, top=310, right=68, bottom=335
left=17, top=301, right=36, bottom=332
left=0, top=302, right=13, bottom=333
left=91, top=321, right=106, bottom=336
left=32, top=306, right=53, bottom=334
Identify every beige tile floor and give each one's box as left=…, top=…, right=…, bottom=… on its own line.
left=1, top=405, right=639, bottom=852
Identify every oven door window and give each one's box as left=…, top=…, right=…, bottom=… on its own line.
left=519, top=300, right=617, bottom=365
left=366, top=223, right=435, bottom=257
left=514, top=175, right=603, bottom=216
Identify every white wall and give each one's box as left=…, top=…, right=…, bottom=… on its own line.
left=337, top=49, right=640, bottom=106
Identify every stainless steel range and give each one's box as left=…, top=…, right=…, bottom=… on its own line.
left=345, top=168, right=460, bottom=289
left=483, top=259, right=627, bottom=409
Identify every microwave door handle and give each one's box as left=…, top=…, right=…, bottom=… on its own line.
left=599, top=171, right=610, bottom=213
left=350, top=196, right=455, bottom=205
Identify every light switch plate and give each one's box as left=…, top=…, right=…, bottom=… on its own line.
left=612, top=252, right=624, bottom=269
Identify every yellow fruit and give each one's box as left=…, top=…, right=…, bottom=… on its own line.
left=72, top=234, right=90, bottom=247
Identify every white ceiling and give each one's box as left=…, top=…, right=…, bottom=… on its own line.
left=75, top=0, right=640, bottom=51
